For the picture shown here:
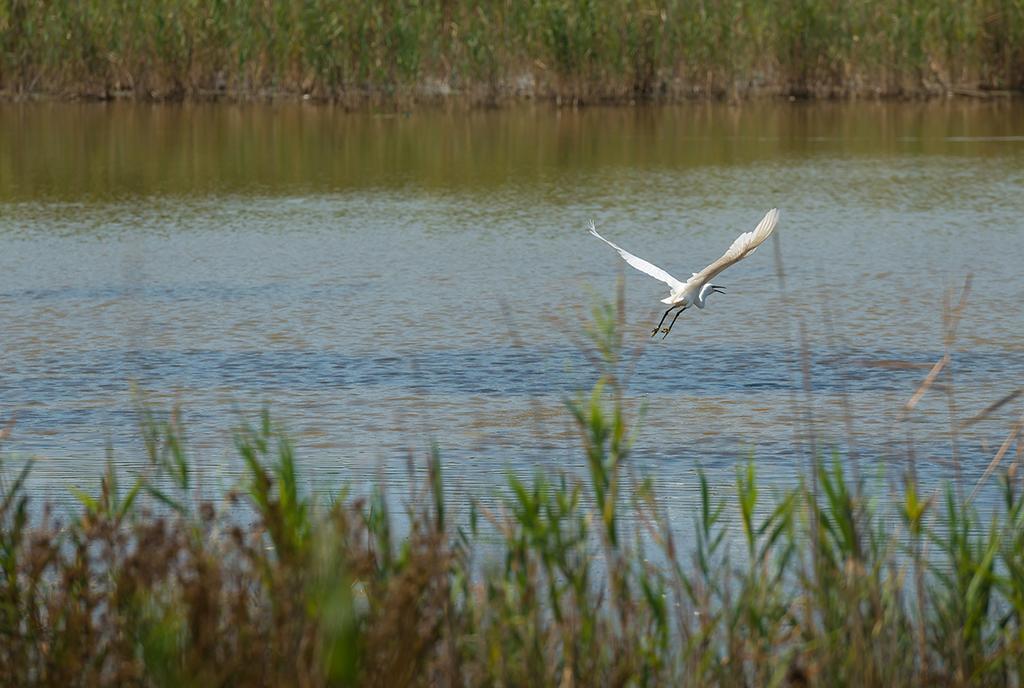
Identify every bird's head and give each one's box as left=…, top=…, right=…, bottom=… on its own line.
left=697, top=283, right=726, bottom=306
left=700, top=282, right=724, bottom=296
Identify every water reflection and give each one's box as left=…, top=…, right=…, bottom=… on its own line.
left=0, top=101, right=1023, bottom=517
left=2, top=102, right=1023, bottom=200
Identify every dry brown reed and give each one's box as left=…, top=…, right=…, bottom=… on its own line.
left=2, top=280, right=1024, bottom=686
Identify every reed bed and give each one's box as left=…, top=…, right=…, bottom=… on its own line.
left=2, top=287, right=1024, bottom=686
left=1, top=0, right=1022, bottom=103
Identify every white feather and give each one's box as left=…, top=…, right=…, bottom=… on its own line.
left=588, top=220, right=684, bottom=290
left=589, top=208, right=780, bottom=310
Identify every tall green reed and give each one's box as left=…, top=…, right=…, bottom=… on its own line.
left=1, top=287, right=1024, bottom=684
left=1, top=0, right=1021, bottom=102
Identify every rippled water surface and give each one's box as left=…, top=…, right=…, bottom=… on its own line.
left=2, top=101, right=1023, bottom=513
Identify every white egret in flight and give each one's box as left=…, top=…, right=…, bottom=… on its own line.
left=588, top=208, right=780, bottom=338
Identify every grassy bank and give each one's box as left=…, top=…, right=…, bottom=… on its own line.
left=3, top=294, right=1024, bottom=686
left=1, top=0, right=1022, bottom=104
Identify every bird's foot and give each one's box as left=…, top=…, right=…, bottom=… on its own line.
left=650, top=327, right=660, bottom=337
left=661, top=328, right=671, bottom=339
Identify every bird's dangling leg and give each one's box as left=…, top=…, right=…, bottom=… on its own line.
left=651, top=304, right=684, bottom=337
left=661, top=306, right=689, bottom=338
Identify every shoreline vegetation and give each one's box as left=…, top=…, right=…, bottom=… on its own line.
left=1, top=0, right=1022, bottom=106
left=5, top=289, right=1024, bottom=685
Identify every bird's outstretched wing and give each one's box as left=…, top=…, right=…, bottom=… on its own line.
left=687, top=208, right=779, bottom=286
left=588, top=220, right=684, bottom=290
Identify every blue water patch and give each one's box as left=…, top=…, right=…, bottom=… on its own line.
left=4, top=344, right=1018, bottom=400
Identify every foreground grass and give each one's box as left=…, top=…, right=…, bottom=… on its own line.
left=3, top=298, right=1024, bottom=686
left=1, top=0, right=1022, bottom=103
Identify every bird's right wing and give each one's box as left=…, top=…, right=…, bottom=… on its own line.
left=588, top=221, right=684, bottom=289
left=688, top=208, right=780, bottom=286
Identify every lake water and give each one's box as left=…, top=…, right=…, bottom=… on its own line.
left=1, top=101, right=1023, bottom=519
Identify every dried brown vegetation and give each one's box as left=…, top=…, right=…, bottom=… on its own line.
left=3, top=291, right=1024, bottom=686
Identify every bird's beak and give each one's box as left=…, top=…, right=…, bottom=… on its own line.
left=710, top=286, right=726, bottom=295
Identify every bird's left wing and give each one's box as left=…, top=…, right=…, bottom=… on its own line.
left=589, top=221, right=684, bottom=289
left=688, top=208, right=779, bottom=286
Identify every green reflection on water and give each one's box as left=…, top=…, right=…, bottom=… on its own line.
left=1, top=101, right=1022, bottom=201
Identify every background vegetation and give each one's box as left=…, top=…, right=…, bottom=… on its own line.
left=1, top=0, right=1022, bottom=103
left=3, top=286, right=1024, bottom=686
